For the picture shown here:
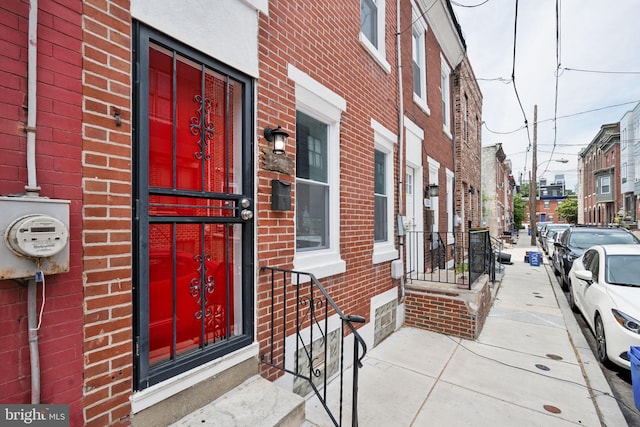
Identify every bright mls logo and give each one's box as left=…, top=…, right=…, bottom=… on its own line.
left=1, top=405, right=69, bottom=426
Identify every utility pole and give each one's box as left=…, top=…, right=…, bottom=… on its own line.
left=530, top=105, right=537, bottom=246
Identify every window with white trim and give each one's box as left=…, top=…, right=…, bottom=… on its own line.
left=440, top=56, right=451, bottom=137
left=600, top=175, right=611, bottom=194
left=289, top=65, right=346, bottom=279
left=372, top=119, right=398, bottom=264
left=360, top=0, right=390, bottom=72
left=411, top=11, right=428, bottom=112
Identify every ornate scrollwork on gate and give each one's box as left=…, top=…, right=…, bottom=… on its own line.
left=192, top=253, right=215, bottom=320
left=190, top=94, right=214, bottom=160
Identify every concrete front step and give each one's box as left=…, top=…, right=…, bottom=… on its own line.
left=170, top=376, right=306, bottom=427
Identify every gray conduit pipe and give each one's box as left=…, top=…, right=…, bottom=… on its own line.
left=26, top=0, right=40, bottom=196
left=396, top=0, right=406, bottom=303
left=28, top=278, right=40, bottom=404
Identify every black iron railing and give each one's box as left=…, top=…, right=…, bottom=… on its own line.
left=468, top=229, right=495, bottom=286
left=260, top=266, right=367, bottom=427
left=405, top=231, right=460, bottom=284
left=405, top=229, right=496, bottom=289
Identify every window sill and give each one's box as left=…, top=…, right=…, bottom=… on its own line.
left=359, top=33, right=391, bottom=74
left=294, top=250, right=346, bottom=281
left=442, top=126, right=452, bottom=140
left=413, top=94, right=431, bottom=116
left=373, top=242, right=398, bottom=264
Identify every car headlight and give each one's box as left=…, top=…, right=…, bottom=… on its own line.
left=611, top=309, right=640, bottom=334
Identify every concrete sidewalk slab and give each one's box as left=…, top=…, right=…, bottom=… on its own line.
left=304, top=240, right=627, bottom=427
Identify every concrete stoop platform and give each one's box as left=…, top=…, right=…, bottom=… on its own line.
left=171, top=376, right=305, bottom=427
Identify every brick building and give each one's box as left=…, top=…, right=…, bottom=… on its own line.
left=481, top=144, right=515, bottom=237
left=579, top=123, right=621, bottom=226
left=453, top=56, right=483, bottom=230
left=0, top=1, right=481, bottom=425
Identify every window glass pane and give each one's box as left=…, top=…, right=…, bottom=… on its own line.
left=374, top=150, right=386, bottom=195
left=296, top=112, right=328, bottom=182
left=361, top=0, right=378, bottom=46
left=296, top=181, right=329, bottom=250
left=374, top=195, right=387, bottom=242
left=374, top=150, right=387, bottom=242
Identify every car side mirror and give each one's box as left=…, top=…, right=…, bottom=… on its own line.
left=575, top=269, right=593, bottom=285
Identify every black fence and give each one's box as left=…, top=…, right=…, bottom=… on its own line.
left=405, top=229, right=496, bottom=289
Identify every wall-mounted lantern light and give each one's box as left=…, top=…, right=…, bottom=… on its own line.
left=425, top=183, right=439, bottom=198
left=264, top=125, right=289, bottom=154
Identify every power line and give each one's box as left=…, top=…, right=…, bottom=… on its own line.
left=561, top=66, right=640, bottom=75
left=510, top=0, right=533, bottom=154
left=451, top=0, right=492, bottom=8
left=483, top=99, right=640, bottom=136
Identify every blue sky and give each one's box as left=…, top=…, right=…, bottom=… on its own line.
left=452, top=0, right=640, bottom=191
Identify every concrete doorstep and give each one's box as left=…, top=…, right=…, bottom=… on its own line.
left=171, top=376, right=305, bottom=427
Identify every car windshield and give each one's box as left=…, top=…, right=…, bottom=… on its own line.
left=569, top=231, right=639, bottom=249
left=606, top=254, right=640, bottom=286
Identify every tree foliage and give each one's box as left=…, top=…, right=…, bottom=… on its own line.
left=557, top=197, right=578, bottom=224
left=513, top=193, right=526, bottom=228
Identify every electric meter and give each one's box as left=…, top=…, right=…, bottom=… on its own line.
left=5, top=214, right=69, bottom=258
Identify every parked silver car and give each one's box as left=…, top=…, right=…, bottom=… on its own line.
left=543, top=224, right=570, bottom=255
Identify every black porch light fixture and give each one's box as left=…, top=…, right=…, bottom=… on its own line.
left=264, top=125, right=289, bottom=154
left=425, top=183, right=439, bottom=198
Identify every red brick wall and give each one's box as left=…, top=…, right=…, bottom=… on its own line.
left=453, top=57, right=482, bottom=226
left=400, top=0, right=455, bottom=236
left=404, top=281, right=492, bottom=340
left=0, top=1, right=84, bottom=425
left=81, top=1, right=132, bottom=425
left=256, top=0, right=400, bottom=378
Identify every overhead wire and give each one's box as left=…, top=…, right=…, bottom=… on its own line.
left=510, top=0, right=532, bottom=159
left=541, top=0, right=562, bottom=178
left=561, top=66, right=640, bottom=75
left=451, top=0, right=492, bottom=8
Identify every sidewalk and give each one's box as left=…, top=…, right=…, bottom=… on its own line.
left=305, top=236, right=627, bottom=426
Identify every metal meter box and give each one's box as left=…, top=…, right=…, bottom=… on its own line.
left=0, top=196, right=70, bottom=279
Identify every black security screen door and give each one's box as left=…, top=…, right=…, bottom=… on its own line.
left=133, top=24, right=254, bottom=389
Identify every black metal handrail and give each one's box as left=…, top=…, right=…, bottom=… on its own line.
left=260, top=266, right=367, bottom=427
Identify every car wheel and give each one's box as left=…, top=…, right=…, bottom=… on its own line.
left=560, top=270, right=568, bottom=291
left=594, top=315, right=611, bottom=367
left=567, top=282, right=578, bottom=312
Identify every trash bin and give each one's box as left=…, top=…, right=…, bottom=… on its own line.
left=529, top=251, right=541, bottom=267
left=631, top=346, right=640, bottom=410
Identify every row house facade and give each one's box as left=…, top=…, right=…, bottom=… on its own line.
left=579, top=123, right=621, bottom=226
left=0, top=0, right=481, bottom=425
left=481, top=144, right=515, bottom=237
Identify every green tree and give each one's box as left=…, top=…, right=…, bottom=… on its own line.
left=557, top=197, right=578, bottom=224
left=513, top=193, right=525, bottom=229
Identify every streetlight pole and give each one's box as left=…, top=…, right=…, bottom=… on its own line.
left=530, top=105, right=537, bottom=246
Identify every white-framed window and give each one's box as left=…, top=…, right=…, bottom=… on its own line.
left=372, top=119, right=398, bottom=264
left=622, top=128, right=628, bottom=150
left=622, top=162, right=628, bottom=183
left=440, top=55, right=451, bottom=138
left=289, top=64, right=347, bottom=279
left=600, top=175, right=611, bottom=194
left=411, top=7, right=429, bottom=113
left=360, top=0, right=390, bottom=73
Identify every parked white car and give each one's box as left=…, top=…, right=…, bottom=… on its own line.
left=568, top=244, right=640, bottom=369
